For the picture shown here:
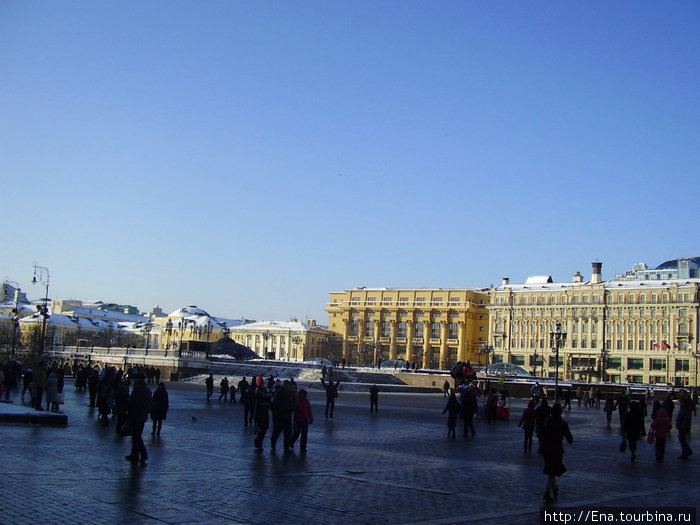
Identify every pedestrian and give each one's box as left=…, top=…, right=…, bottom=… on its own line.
left=21, top=367, right=33, bottom=400
left=662, top=394, right=675, bottom=423
left=603, top=394, right=615, bottom=429
left=45, top=371, right=59, bottom=413
left=541, top=403, right=573, bottom=502
left=615, top=391, right=630, bottom=427
left=113, top=379, right=130, bottom=435
left=88, top=368, right=99, bottom=408
left=290, top=389, right=313, bottom=454
left=205, top=373, right=214, bottom=401
left=241, top=382, right=256, bottom=426
left=253, top=387, right=271, bottom=451
left=519, top=400, right=537, bottom=453
left=531, top=382, right=540, bottom=400
left=369, top=384, right=379, bottom=413
left=229, top=382, right=237, bottom=404
left=34, top=363, right=47, bottom=411
left=321, top=377, right=340, bottom=418
left=150, top=382, right=169, bottom=436
left=650, top=407, right=672, bottom=462
left=270, top=380, right=295, bottom=452
left=676, top=398, right=693, bottom=460
left=125, top=372, right=152, bottom=464
left=535, top=398, right=551, bottom=451
left=443, top=391, right=459, bottom=439
left=443, top=380, right=450, bottom=398
left=621, top=401, right=645, bottom=461
left=562, top=388, right=572, bottom=411
left=459, top=385, right=478, bottom=438
left=219, top=377, right=229, bottom=402
left=485, top=389, right=500, bottom=424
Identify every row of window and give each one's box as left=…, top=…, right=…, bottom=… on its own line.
left=495, top=293, right=693, bottom=306
left=509, top=355, right=690, bottom=371
left=497, top=307, right=689, bottom=319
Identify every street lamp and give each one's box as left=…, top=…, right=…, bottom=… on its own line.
left=549, top=321, right=567, bottom=402
left=477, top=343, right=494, bottom=366
left=142, top=319, right=153, bottom=351
left=164, top=319, right=173, bottom=350
left=4, top=281, right=21, bottom=358
left=32, top=265, right=50, bottom=354
left=599, top=349, right=608, bottom=383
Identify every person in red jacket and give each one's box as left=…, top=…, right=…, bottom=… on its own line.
left=650, top=408, right=672, bottom=462
left=290, top=389, right=313, bottom=454
left=518, top=400, right=537, bottom=453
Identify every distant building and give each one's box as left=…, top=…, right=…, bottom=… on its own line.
left=488, top=262, right=700, bottom=387
left=614, top=257, right=700, bottom=281
left=326, top=288, right=489, bottom=368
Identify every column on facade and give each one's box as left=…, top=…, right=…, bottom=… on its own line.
left=357, top=319, right=366, bottom=366
left=342, top=319, right=350, bottom=363
left=422, top=330, right=430, bottom=369
left=389, top=320, right=397, bottom=361
left=373, top=320, right=381, bottom=366
left=439, top=320, right=448, bottom=369
left=457, top=321, right=466, bottom=362
left=405, top=320, right=415, bottom=363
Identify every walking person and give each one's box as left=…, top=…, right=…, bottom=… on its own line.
left=443, top=380, right=451, bottom=398
left=519, top=400, right=537, bottom=453
left=270, top=381, right=295, bottom=452
left=205, top=374, right=214, bottom=402
left=369, top=384, right=379, bottom=413
left=621, top=401, right=645, bottom=462
left=150, top=382, right=169, bottom=436
left=45, top=371, right=59, bottom=413
left=290, top=389, right=313, bottom=454
left=443, top=391, right=459, bottom=439
left=603, top=394, right=615, bottom=429
left=125, top=372, right=152, bottom=464
left=535, top=398, right=551, bottom=452
left=253, top=387, right=271, bottom=451
left=321, top=377, right=340, bottom=418
left=676, top=398, right=693, bottom=460
left=541, top=403, right=573, bottom=502
left=650, top=407, right=672, bottom=462
left=33, top=363, right=47, bottom=411
left=459, top=385, right=478, bottom=438
left=219, top=377, right=230, bottom=402
left=113, top=378, right=130, bottom=435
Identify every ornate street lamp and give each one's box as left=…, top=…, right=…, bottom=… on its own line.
left=5, top=281, right=21, bottom=358
left=477, top=343, right=494, bottom=366
left=164, top=319, right=173, bottom=350
left=549, top=321, right=567, bottom=402
left=32, top=265, right=50, bottom=354
left=142, top=319, right=153, bottom=351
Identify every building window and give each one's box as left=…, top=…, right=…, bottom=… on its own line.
left=627, top=358, right=644, bottom=369
left=382, top=321, right=391, bottom=338
left=415, top=323, right=424, bottom=338
left=398, top=322, right=407, bottom=338
left=350, top=321, right=359, bottom=337
left=512, top=355, right=525, bottom=366
left=431, top=322, right=440, bottom=339
left=449, top=322, right=458, bottom=340
left=650, top=359, right=666, bottom=371
left=365, top=321, right=374, bottom=338
left=675, top=359, right=690, bottom=372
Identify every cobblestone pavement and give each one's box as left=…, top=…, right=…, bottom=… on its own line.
left=1, top=384, right=698, bottom=524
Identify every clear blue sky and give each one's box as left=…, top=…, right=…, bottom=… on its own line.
left=2, top=2, right=698, bottom=323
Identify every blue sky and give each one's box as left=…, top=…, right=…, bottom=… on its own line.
left=2, top=2, right=698, bottom=323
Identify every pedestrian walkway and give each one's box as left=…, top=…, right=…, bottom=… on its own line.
left=1, top=384, right=698, bottom=524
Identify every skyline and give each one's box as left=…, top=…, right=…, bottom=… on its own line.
left=2, top=2, right=699, bottom=323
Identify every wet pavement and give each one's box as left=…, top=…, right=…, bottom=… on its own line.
left=1, top=382, right=698, bottom=524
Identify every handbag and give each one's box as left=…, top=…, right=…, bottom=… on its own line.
left=619, top=436, right=627, bottom=452
left=647, top=429, right=655, bottom=445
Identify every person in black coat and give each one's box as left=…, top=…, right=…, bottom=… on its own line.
left=253, top=387, right=271, bottom=451
left=125, top=373, right=152, bottom=464
left=621, top=401, right=645, bottom=461
left=150, top=382, right=169, bottom=436
left=321, top=377, right=340, bottom=418
left=460, top=386, right=478, bottom=438
left=541, top=403, right=573, bottom=502
left=442, top=391, right=459, bottom=438
left=270, top=381, right=295, bottom=452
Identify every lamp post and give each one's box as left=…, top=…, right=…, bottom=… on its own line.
left=599, top=349, right=608, bottom=383
left=263, top=330, right=271, bottom=359
left=478, top=343, right=494, bottom=367
left=164, top=319, right=173, bottom=350
left=549, top=321, right=567, bottom=402
left=5, top=281, right=21, bottom=358
left=32, top=265, right=50, bottom=354
left=142, top=319, right=153, bottom=351
left=411, top=339, right=422, bottom=370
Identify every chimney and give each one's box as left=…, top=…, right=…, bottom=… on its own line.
left=502, top=277, right=509, bottom=285
left=573, top=272, right=583, bottom=283
left=592, top=261, right=603, bottom=284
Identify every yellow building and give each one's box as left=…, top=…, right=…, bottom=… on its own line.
left=488, top=262, right=700, bottom=386
left=228, top=319, right=338, bottom=362
left=326, top=288, right=489, bottom=368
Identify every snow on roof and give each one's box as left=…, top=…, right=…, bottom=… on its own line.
left=525, top=276, right=553, bottom=284
left=232, top=320, right=316, bottom=333
left=495, top=277, right=700, bottom=293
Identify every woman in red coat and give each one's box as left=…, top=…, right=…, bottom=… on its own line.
left=290, top=389, right=313, bottom=454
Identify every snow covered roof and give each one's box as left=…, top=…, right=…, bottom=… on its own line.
left=232, top=320, right=316, bottom=333
left=168, top=305, right=211, bottom=318
left=68, top=307, right=147, bottom=323
left=494, top=278, right=700, bottom=293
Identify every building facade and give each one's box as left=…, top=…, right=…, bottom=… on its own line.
left=488, top=262, right=700, bottom=387
left=326, top=288, right=490, bottom=368
left=227, top=319, right=337, bottom=362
